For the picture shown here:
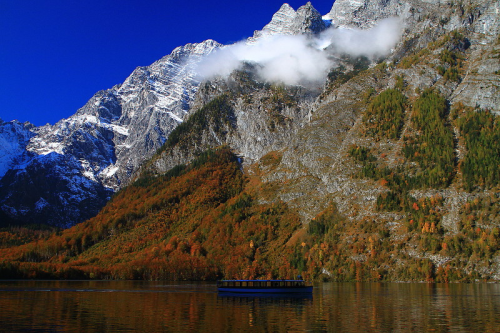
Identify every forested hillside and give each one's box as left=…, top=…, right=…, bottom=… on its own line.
left=0, top=148, right=303, bottom=280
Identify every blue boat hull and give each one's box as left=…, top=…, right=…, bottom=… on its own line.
left=217, top=286, right=313, bottom=293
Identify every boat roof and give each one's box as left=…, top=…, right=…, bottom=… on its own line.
left=219, top=279, right=304, bottom=282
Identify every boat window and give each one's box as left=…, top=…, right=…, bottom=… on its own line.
left=266, top=281, right=272, bottom=287
left=242, top=281, right=247, bottom=287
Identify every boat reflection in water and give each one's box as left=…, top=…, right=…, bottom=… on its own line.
left=217, top=279, right=312, bottom=299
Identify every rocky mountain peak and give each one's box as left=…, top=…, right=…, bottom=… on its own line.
left=292, top=1, right=327, bottom=34
left=252, top=3, right=297, bottom=38
left=250, top=2, right=326, bottom=42
left=328, top=0, right=499, bottom=39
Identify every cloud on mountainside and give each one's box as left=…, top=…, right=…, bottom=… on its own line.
left=197, top=17, right=402, bottom=85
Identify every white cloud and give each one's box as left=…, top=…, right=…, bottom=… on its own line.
left=320, top=17, right=403, bottom=57
left=197, top=17, right=402, bottom=85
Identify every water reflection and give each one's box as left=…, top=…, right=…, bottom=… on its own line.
left=217, top=292, right=313, bottom=300
left=0, top=281, right=499, bottom=332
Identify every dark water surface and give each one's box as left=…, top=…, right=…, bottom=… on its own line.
left=0, top=280, right=499, bottom=332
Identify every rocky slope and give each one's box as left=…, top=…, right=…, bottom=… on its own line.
left=150, top=0, right=499, bottom=210
left=0, top=120, right=35, bottom=179
left=326, top=0, right=500, bottom=114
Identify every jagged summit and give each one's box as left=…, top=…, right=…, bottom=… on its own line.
left=256, top=3, right=297, bottom=36
left=250, top=2, right=327, bottom=42
left=292, top=2, right=327, bottom=34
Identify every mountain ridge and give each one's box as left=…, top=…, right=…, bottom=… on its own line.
left=0, top=39, right=221, bottom=227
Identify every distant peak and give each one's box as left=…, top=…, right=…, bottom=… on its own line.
left=250, top=1, right=327, bottom=41
left=250, top=3, right=297, bottom=39
left=293, top=2, right=327, bottom=34
left=296, top=2, right=321, bottom=18
left=278, top=3, right=296, bottom=12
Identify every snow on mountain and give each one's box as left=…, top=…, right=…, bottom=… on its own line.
left=0, top=40, right=221, bottom=227
left=0, top=120, right=36, bottom=178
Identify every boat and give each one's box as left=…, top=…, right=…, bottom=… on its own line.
left=217, top=279, right=313, bottom=294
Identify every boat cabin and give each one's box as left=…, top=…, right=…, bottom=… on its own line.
left=218, top=280, right=307, bottom=288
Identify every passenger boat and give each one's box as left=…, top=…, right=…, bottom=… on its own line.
left=217, top=279, right=313, bottom=293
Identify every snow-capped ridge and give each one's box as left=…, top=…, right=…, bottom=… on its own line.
left=0, top=39, right=222, bottom=227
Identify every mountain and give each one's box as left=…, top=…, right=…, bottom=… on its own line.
left=1, top=0, right=500, bottom=281
left=0, top=40, right=221, bottom=227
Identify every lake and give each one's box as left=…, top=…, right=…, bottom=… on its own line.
left=0, top=280, right=499, bottom=332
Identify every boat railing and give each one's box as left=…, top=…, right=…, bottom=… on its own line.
left=217, top=280, right=309, bottom=288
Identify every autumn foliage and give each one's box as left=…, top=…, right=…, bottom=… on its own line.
left=0, top=147, right=302, bottom=280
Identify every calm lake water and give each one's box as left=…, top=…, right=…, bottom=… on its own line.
left=0, top=280, right=499, bottom=332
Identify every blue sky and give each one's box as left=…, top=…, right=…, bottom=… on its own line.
left=0, top=0, right=333, bottom=126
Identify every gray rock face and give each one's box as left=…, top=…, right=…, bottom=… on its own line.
left=328, top=0, right=500, bottom=42
left=291, top=2, right=328, bottom=34
left=112, top=40, right=221, bottom=183
left=327, top=0, right=498, bottom=41
left=255, top=3, right=297, bottom=36
left=327, top=0, right=500, bottom=114
left=148, top=69, right=319, bottom=175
